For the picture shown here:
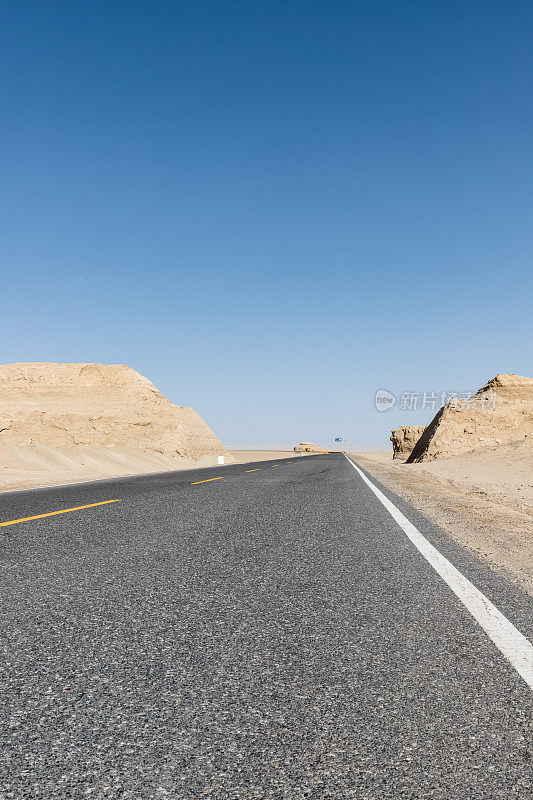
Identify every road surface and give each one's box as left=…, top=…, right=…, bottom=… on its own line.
left=0, top=453, right=531, bottom=798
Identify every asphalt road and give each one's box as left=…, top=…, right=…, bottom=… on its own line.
left=0, top=453, right=531, bottom=799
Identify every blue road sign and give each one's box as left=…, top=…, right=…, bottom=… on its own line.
left=334, top=437, right=342, bottom=442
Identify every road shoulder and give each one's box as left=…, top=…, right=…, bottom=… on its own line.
left=351, top=451, right=533, bottom=597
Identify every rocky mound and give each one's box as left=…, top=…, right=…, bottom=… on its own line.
left=293, top=442, right=325, bottom=453
left=390, top=426, right=426, bottom=459
left=0, top=362, right=229, bottom=462
left=407, top=373, right=533, bottom=463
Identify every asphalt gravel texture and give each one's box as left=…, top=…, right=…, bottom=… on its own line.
left=0, top=453, right=531, bottom=799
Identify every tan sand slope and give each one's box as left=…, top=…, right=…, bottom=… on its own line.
left=0, top=362, right=232, bottom=491
left=230, top=450, right=298, bottom=463
left=293, top=442, right=328, bottom=453
left=407, top=373, right=533, bottom=463
left=390, top=425, right=426, bottom=459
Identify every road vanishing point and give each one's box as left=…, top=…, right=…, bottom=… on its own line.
left=1, top=453, right=531, bottom=798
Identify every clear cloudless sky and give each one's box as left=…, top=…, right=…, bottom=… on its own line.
left=1, top=1, right=532, bottom=449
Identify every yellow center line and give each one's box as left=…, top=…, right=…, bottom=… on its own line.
left=0, top=499, right=121, bottom=528
left=191, top=477, right=223, bottom=485
left=245, top=468, right=261, bottom=472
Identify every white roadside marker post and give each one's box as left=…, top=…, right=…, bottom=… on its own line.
left=218, top=455, right=225, bottom=465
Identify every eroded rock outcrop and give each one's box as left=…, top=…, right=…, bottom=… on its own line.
left=407, top=373, right=533, bottom=462
left=0, top=362, right=230, bottom=465
left=390, top=425, right=426, bottom=459
left=294, top=442, right=325, bottom=453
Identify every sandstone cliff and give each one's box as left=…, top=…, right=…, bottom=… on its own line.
left=407, top=374, right=533, bottom=463
left=0, top=362, right=231, bottom=490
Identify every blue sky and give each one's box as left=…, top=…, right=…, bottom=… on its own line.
left=1, top=1, right=532, bottom=448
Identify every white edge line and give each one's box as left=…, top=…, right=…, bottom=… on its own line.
left=344, top=454, right=533, bottom=691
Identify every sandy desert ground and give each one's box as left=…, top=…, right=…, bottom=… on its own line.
left=0, top=447, right=229, bottom=493
left=230, top=450, right=300, bottom=463
left=0, top=451, right=303, bottom=494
